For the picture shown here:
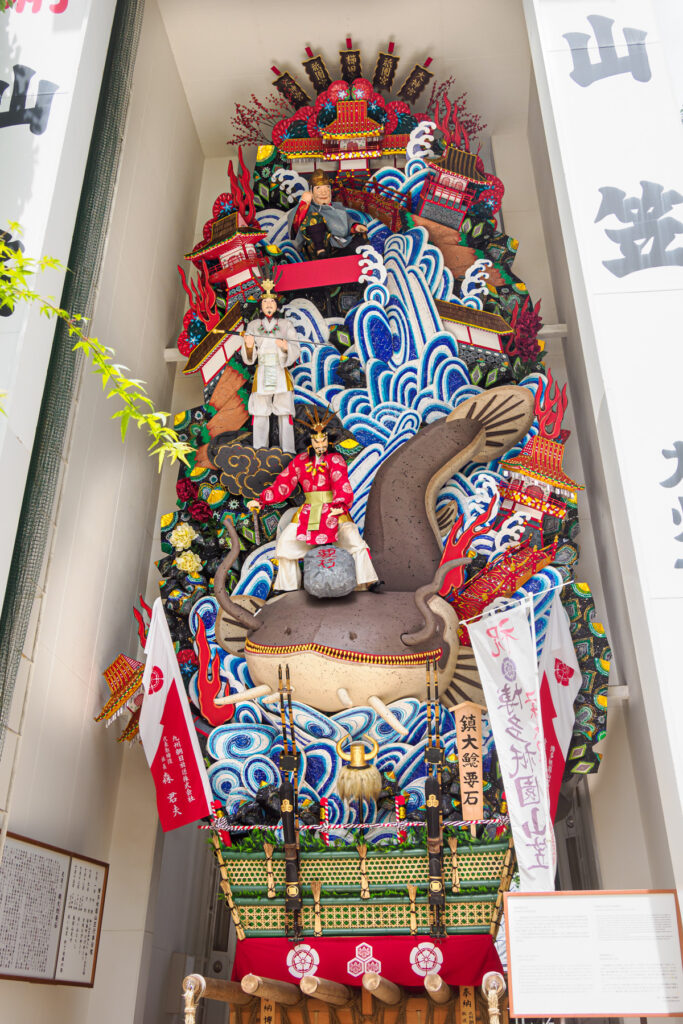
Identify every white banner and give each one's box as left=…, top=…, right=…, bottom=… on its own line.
left=470, top=600, right=555, bottom=891
left=538, top=591, right=583, bottom=819
left=139, top=600, right=213, bottom=831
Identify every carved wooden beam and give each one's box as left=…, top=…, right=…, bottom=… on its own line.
left=241, top=974, right=302, bottom=1005
left=182, top=974, right=252, bottom=1022
left=424, top=973, right=452, bottom=1004
left=481, top=972, right=507, bottom=1024
left=300, top=975, right=352, bottom=1006
left=362, top=972, right=401, bottom=1005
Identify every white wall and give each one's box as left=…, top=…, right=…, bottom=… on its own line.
left=0, top=1, right=203, bottom=1019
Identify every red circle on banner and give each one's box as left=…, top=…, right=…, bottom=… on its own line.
left=149, top=666, right=164, bottom=694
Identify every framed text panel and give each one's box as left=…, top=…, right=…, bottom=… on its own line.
left=0, top=833, right=108, bottom=986
left=505, top=889, right=683, bottom=1018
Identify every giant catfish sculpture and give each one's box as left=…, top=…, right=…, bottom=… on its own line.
left=213, top=387, right=534, bottom=717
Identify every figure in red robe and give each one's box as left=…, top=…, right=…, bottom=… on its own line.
left=248, top=408, right=377, bottom=592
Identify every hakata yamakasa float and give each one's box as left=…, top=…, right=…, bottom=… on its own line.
left=97, top=36, right=611, bottom=1024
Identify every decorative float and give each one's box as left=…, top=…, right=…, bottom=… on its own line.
left=99, top=37, right=611, bottom=1024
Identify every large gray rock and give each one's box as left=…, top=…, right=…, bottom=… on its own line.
left=303, top=545, right=356, bottom=599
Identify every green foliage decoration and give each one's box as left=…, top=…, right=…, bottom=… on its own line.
left=0, top=226, right=192, bottom=470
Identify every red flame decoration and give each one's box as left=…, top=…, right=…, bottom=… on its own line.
left=535, top=368, right=567, bottom=441
left=132, top=594, right=153, bottom=649
left=194, top=617, right=234, bottom=726
left=433, top=96, right=470, bottom=152
left=227, top=146, right=257, bottom=226
left=438, top=492, right=498, bottom=601
left=177, top=260, right=220, bottom=334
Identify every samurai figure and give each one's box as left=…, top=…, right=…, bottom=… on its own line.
left=288, top=169, right=368, bottom=260
left=240, top=280, right=301, bottom=453
left=247, top=407, right=378, bottom=592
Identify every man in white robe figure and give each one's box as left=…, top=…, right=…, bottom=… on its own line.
left=240, top=282, right=301, bottom=453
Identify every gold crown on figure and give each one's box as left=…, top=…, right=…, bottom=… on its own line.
left=261, top=278, right=277, bottom=297
left=296, top=405, right=336, bottom=438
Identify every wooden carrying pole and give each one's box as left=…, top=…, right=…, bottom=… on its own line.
left=481, top=971, right=507, bottom=1024
left=362, top=972, right=401, bottom=1005
left=424, top=973, right=452, bottom=1004
left=241, top=973, right=302, bottom=1005
left=300, top=975, right=351, bottom=1005
left=182, top=974, right=252, bottom=1022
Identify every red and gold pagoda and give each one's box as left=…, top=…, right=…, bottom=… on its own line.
left=184, top=211, right=267, bottom=297
left=499, top=434, right=583, bottom=523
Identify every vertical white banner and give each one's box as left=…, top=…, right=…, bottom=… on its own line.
left=470, top=601, right=556, bottom=891
left=524, top=0, right=683, bottom=884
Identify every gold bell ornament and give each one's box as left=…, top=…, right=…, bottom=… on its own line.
left=336, top=734, right=381, bottom=803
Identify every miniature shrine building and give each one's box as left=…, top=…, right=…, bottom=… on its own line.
left=499, top=435, right=583, bottom=523
left=320, top=100, right=383, bottom=163
left=279, top=101, right=409, bottom=172
left=419, top=146, right=488, bottom=228
left=184, top=211, right=267, bottom=298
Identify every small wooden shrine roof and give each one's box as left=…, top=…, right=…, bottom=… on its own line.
left=322, top=100, right=383, bottom=139
left=185, top=212, right=266, bottom=261
left=182, top=301, right=244, bottom=375
left=428, top=145, right=487, bottom=183
left=435, top=299, right=513, bottom=336
left=500, top=435, right=584, bottom=492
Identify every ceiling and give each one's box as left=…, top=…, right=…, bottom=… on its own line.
left=157, top=0, right=533, bottom=158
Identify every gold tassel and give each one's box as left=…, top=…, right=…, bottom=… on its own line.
left=336, top=735, right=381, bottom=803
left=448, top=835, right=460, bottom=893
left=311, top=879, right=323, bottom=937
left=407, top=883, right=418, bottom=935
left=357, top=843, right=370, bottom=899
left=337, top=765, right=382, bottom=803
left=264, top=842, right=276, bottom=899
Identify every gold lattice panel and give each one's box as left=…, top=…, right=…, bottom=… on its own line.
left=223, top=844, right=508, bottom=896
left=223, top=856, right=286, bottom=889
left=444, top=846, right=508, bottom=884
left=235, top=895, right=496, bottom=936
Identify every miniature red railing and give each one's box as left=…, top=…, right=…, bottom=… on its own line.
left=338, top=182, right=409, bottom=233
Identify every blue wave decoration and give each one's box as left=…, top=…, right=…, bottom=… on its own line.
left=331, top=706, right=376, bottom=737
left=207, top=723, right=279, bottom=761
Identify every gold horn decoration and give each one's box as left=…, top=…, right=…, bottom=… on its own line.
left=336, top=733, right=381, bottom=803
left=263, top=842, right=276, bottom=899
left=311, top=878, right=323, bottom=937
left=357, top=843, right=370, bottom=899
left=447, top=834, right=460, bottom=893
left=490, top=836, right=515, bottom=938
left=211, top=835, right=245, bottom=941
left=407, top=883, right=418, bottom=935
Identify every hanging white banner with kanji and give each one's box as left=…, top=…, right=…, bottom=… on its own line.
left=538, top=592, right=583, bottom=819
left=469, top=600, right=555, bottom=891
left=139, top=599, right=213, bottom=830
